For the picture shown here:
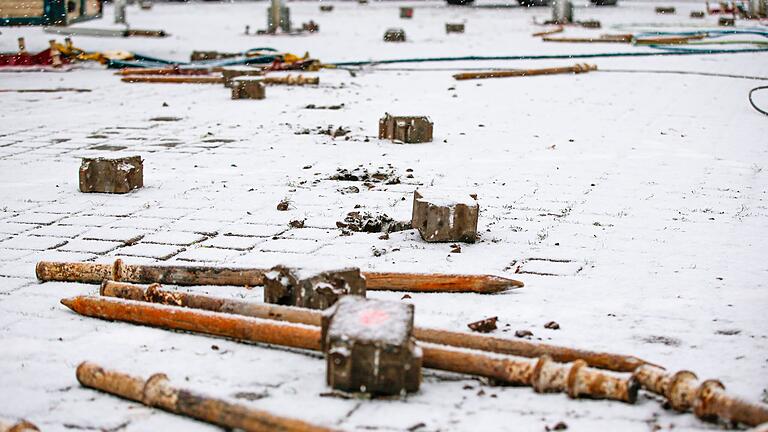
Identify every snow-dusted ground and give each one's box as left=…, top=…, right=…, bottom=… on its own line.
left=1, top=1, right=767, bottom=430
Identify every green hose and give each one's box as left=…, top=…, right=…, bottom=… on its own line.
left=329, top=47, right=767, bottom=67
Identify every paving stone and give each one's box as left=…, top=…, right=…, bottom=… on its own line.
left=258, top=238, right=325, bottom=254
left=58, top=239, right=123, bottom=254
left=142, top=231, right=208, bottom=246
left=220, top=223, right=285, bottom=238
left=57, top=215, right=122, bottom=227
left=200, top=235, right=264, bottom=251
left=7, top=212, right=66, bottom=225
left=0, top=222, right=35, bottom=235
left=0, top=235, right=68, bottom=251
left=111, top=243, right=183, bottom=260
left=172, top=246, right=243, bottom=263
left=27, top=224, right=90, bottom=238
left=80, top=227, right=147, bottom=242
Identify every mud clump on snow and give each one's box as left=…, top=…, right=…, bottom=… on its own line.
left=329, top=167, right=400, bottom=185
left=641, top=335, right=681, bottom=346
left=295, top=125, right=350, bottom=137
left=304, top=103, right=344, bottom=110
left=336, top=211, right=411, bottom=234
left=468, top=316, right=498, bottom=333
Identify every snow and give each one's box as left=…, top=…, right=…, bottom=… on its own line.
left=0, top=0, right=767, bottom=431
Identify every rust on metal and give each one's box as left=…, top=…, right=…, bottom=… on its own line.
left=61, top=296, right=321, bottom=351
left=531, top=356, right=638, bottom=402
left=415, top=327, right=653, bottom=373
left=37, top=260, right=524, bottom=293
left=633, top=365, right=768, bottom=427
left=0, top=419, right=39, bottom=432
left=364, top=271, right=523, bottom=293
left=453, top=64, right=597, bottom=81
left=532, top=25, right=564, bottom=37
left=121, top=76, right=226, bottom=84
left=63, top=295, right=636, bottom=403
left=76, top=361, right=337, bottom=432
left=100, top=282, right=649, bottom=374
left=261, top=75, right=319, bottom=86
left=100, top=281, right=322, bottom=326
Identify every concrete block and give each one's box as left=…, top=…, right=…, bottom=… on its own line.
left=445, top=23, right=465, bottom=33
left=79, top=156, right=143, bottom=194
left=411, top=190, right=478, bottom=243
left=321, top=296, right=421, bottom=395
left=378, top=114, right=433, bottom=143
left=221, top=66, right=264, bottom=88
left=263, top=266, right=366, bottom=310
left=383, top=28, right=406, bottom=42
left=231, top=77, right=265, bottom=100
left=400, top=7, right=413, bottom=18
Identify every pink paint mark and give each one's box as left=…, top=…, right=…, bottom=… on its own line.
left=358, top=309, right=390, bottom=326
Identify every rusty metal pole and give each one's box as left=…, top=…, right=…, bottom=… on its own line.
left=62, top=295, right=637, bottom=403
left=37, top=260, right=524, bottom=293
left=76, top=362, right=337, bottom=432
left=0, top=419, right=38, bottom=432
left=453, top=64, right=597, bottom=81
left=101, top=281, right=652, bottom=373
left=633, top=365, right=768, bottom=427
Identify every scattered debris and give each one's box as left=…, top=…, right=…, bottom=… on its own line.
left=322, top=296, right=421, bottom=395
left=544, top=321, right=561, bottom=330
left=515, top=329, right=534, bottom=338
left=329, top=167, right=400, bottom=184
left=546, top=421, right=568, bottom=431
left=296, top=125, right=350, bottom=137
left=690, top=10, right=706, bottom=18
left=450, top=244, right=462, bottom=253
left=400, top=7, right=414, bottom=18
left=412, top=190, right=479, bottom=243
left=468, top=316, right=498, bottom=333
left=304, top=103, right=344, bottom=110
left=276, top=198, right=291, bottom=211
left=655, top=6, right=676, bottom=14
left=336, top=211, right=411, bottom=233
left=149, top=116, right=182, bottom=122
left=79, top=156, right=143, bottom=194
left=289, top=219, right=305, bottom=228
left=641, top=335, right=681, bottom=346
left=320, top=4, right=334, bottom=11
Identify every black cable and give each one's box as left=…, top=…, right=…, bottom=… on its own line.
left=749, top=86, right=768, bottom=116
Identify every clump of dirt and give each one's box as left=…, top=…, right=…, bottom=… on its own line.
left=641, top=335, right=681, bottom=346
left=295, top=125, right=350, bottom=137
left=468, top=317, right=498, bottom=333
left=329, top=167, right=400, bottom=185
left=304, top=103, right=344, bottom=110
left=336, top=211, right=411, bottom=234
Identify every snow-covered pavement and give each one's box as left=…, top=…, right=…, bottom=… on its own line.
left=1, top=1, right=767, bottom=430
